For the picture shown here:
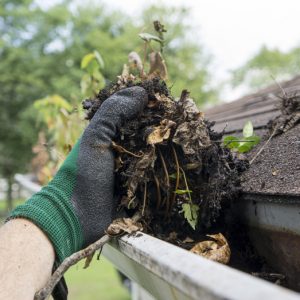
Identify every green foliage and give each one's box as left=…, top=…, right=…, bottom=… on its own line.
left=243, top=121, right=253, bottom=138
left=80, top=50, right=105, bottom=97
left=139, top=33, right=163, bottom=43
left=34, top=95, right=86, bottom=161
left=223, top=121, right=261, bottom=153
left=180, top=203, right=199, bottom=230
left=231, top=45, right=300, bottom=89
left=175, top=189, right=193, bottom=195
left=169, top=173, right=178, bottom=179
left=178, top=167, right=200, bottom=230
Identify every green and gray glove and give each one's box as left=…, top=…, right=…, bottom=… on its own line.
left=8, top=86, right=147, bottom=263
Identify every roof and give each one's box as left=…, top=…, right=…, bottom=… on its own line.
left=206, top=75, right=300, bottom=134
left=205, top=76, right=300, bottom=197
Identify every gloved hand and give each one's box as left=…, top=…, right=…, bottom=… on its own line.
left=8, top=87, right=148, bottom=264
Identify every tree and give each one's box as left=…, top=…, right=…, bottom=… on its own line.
left=0, top=0, right=217, bottom=209
left=231, top=45, right=300, bottom=90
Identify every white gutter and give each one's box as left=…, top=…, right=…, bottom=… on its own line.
left=103, top=233, right=300, bottom=300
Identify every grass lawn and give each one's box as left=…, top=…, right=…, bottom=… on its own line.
left=65, top=258, right=130, bottom=300
left=0, top=198, right=25, bottom=213
left=0, top=198, right=25, bottom=223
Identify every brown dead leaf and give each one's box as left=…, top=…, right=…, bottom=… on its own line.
left=147, top=100, right=158, bottom=108
left=173, top=95, right=211, bottom=154
left=185, top=162, right=202, bottom=170
left=106, top=218, right=143, bottom=236
left=166, top=231, right=178, bottom=241
left=147, top=119, right=176, bottom=145
left=121, top=63, right=130, bottom=78
left=128, top=51, right=143, bottom=74
left=114, top=156, right=123, bottom=171
left=148, top=51, right=168, bottom=80
left=147, top=93, right=174, bottom=109
left=117, top=64, right=136, bottom=87
left=182, top=237, right=194, bottom=243
left=127, top=147, right=156, bottom=201
left=190, top=233, right=231, bottom=264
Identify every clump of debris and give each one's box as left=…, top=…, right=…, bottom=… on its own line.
left=270, top=90, right=300, bottom=135
left=83, top=76, right=247, bottom=253
left=82, top=21, right=250, bottom=264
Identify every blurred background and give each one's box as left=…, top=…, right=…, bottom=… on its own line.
left=1, top=0, right=300, bottom=298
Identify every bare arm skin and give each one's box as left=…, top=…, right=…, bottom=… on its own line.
left=0, top=219, right=55, bottom=300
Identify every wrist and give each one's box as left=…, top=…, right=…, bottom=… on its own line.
left=0, top=219, right=55, bottom=299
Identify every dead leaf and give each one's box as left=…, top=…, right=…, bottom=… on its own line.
left=121, top=63, right=130, bottom=78
left=185, top=162, right=202, bottom=170
left=126, top=147, right=156, bottom=202
left=106, top=218, right=143, bottom=236
left=172, top=91, right=211, bottom=154
left=166, top=231, right=178, bottom=241
left=128, top=51, right=143, bottom=74
left=272, top=169, right=279, bottom=176
left=148, top=51, right=168, bottom=80
left=117, top=64, right=136, bottom=87
left=114, top=156, right=123, bottom=171
left=147, top=93, right=174, bottom=109
left=190, top=233, right=231, bottom=264
left=147, top=119, right=176, bottom=145
left=182, top=237, right=194, bottom=243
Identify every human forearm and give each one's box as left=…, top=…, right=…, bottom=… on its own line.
left=0, top=219, right=55, bottom=300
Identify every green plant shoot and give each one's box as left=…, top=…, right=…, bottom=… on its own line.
left=180, top=203, right=199, bottom=230
left=176, top=167, right=200, bottom=230
left=223, top=121, right=261, bottom=153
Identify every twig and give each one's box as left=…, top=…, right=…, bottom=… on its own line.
left=158, top=148, right=170, bottom=188
left=127, top=196, right=136, bottom=209
left=179, top=89, right=190, bottom=102
left=153, top=21, right=166, bottom=53
left=170, top=145, right=180, bottom=213
left=179, top=167, right=192, bottom=204
left=142, top=41, right=148, bottom=76
left=271, top=74, right=287, bottom=98
left=83, top=251, right=95, bottom=269
left=218, top=139, right=258, bottom=144
left=249, top=126, right=277, bottom=165
left=141, top=182, right=147, bottom=216
left=34, top=235, right=111, bottom=300
left=158, top=148, right=170, bottom=207
left=112, top=142, right=143, bottom=158
left=153, top=173, right=162, bottom=209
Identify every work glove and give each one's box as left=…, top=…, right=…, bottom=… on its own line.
left=8, top=86, right=147, bottom=265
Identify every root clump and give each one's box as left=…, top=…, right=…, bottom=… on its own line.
left=83, top=77, right=247, bottom=245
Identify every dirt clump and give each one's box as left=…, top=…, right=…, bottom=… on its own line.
left=270, top=91, right=300, bottom=136
left=83, top=77, right=247, bottom=245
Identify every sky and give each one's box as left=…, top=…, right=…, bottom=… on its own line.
left=41, top=0, right=300, bottom=101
